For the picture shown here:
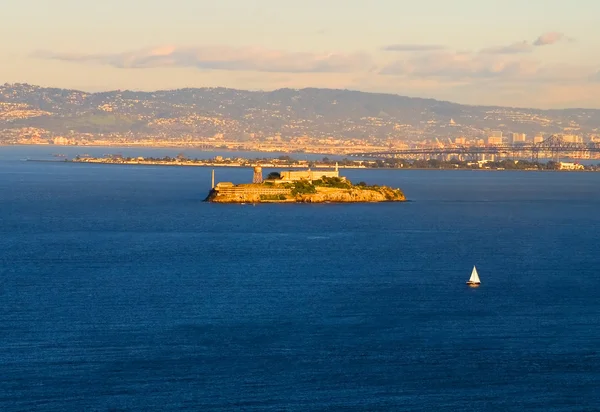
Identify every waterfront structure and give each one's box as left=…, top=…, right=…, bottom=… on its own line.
left=53, top=136, right=71, bottom=145
left=558, top=162, right=584, bottom=170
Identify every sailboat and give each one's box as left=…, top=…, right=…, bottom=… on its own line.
left=466, top=266, right=481, bottom=287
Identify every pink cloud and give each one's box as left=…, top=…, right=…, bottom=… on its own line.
left=380, top=51, right=541, bottom=80
left=533, top=32, right=565, bottom=46
left=479, top=41, right=533, bottom=55
left=382, top=44, right=447, bottom=52
left=35, top=45, right=372, bottom=74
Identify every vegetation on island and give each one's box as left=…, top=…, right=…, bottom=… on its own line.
left=277, top=177, right=372, bottom=196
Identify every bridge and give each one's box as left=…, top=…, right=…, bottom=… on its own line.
left=349, top=135, right=600, bottom=161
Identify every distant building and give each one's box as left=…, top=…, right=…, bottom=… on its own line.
left=533, top=135, right=544, bottom=144
left=454, top=137, right=467, bottom=145
left=487, top=136, right=503, bottom=145
left=53, top=136, right=70, bottom=145
left=490, top=131, right=503, bottom=138
left=562, top=135, right=583, bottom=143
left=559, top=162, right=584, bottom=170
left=511, top=133, right=526, bottom=144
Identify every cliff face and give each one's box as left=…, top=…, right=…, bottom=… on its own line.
left=297, top=187, right=405, bottom=203
left=206, top=186, right=405, bottom=203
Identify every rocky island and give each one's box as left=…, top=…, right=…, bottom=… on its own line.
left=205, top=165, right=405, bottom=203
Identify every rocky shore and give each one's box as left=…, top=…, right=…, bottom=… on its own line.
left=205, top=184, right=406, bottom=204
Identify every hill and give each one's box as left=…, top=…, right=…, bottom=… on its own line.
left=1, top=83, right=599, bottom=146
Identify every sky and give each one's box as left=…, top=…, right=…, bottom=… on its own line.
left=3, top=0, right=600, bottom=109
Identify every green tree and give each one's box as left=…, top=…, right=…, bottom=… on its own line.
left=291, top=180, right=317, bottom=195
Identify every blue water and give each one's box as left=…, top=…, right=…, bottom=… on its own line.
left=1, top=149, right=600, bottom=411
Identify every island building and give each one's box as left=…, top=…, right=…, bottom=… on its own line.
left=253, top=166, right=263, bottom=184
left=211, top=163, right=344, bottom=197
left=558, top=162, right=584, bottom=170
left=276, top=162, right=341, bottom=183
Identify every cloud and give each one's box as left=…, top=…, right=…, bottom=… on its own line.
left=379, top=51, right=542, bottom=80
left=476, top=31, right=573, bottom=55
left=382, top=44, right=446, bottom=52
left=533, top=32, right=565, bottom=46
left=34, top=45, right=372, bottom=74
left=479, top=41, right=533, bottom=55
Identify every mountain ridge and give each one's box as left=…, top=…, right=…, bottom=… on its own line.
left=6, top=82, right=600, bottom=112
left=1, top=83, right=599, bottom=145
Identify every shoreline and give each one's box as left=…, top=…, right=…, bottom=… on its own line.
left=0, top=143, right=346, bottom=156
left=24, top=159, right=599, bottom=172
left=5, top=143, right=600, bottom=162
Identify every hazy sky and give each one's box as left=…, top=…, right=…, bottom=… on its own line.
left=3, top=0, right=600, bottom=108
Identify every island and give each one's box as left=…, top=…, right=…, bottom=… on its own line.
left=205, top=164, right=406, bottom=203
left=63, top=154, right=598, bottom=172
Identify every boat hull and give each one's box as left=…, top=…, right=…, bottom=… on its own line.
left=466, top=281, right=480, bottom=287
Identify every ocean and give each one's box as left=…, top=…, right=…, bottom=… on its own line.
left=1, top=146, right=599, bottom=411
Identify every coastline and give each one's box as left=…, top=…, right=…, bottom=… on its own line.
left=24, top=159, right=599, bottom=172
left=205, top=185, right=406, bottom=204
left=0, top=143, right=346, bottom=156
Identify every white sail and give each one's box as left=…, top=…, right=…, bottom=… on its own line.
left=469, top=266, right=480, bottom=283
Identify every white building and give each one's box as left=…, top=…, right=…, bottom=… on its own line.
left=559, top=162, right=584, bottom=170
left=562, top=135, right=583, bottom=144
left=511, top=133, right=526, bottom=144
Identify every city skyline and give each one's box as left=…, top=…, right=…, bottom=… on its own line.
left=3, top=0, right=600, bottom=109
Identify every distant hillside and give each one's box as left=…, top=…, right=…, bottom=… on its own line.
left=1, top=83, right=599, bottom=143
